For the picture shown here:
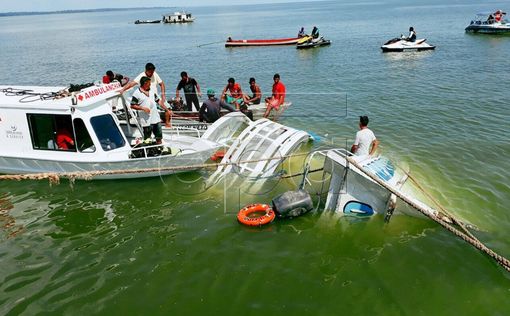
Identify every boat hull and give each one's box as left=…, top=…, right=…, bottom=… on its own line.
left=296, top=39, right=331, bottom=49
left=381, top=38, right=435, bottom=52
left=134, top=20, right=161, bottom=24
left=0, top=145, right=217, bottom=180
left=225, top=37, right=302, bottom=47
left=465, top=25, right=510, bottom=34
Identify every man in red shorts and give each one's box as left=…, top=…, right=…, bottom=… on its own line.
left=264, top=73, right=286, bottom=118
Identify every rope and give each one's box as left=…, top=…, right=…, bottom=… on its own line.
left=402, top=170, right=479, bottom=238
left=346, top=156, right=510, bottom=272
left=281, top=168, right=324, bottom=179
left=197, top=40, right=225, bottom=47
left=0, top=151, right=311, bottom=182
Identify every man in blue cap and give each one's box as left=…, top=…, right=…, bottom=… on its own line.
left=199, top=89, right=236, bottom=123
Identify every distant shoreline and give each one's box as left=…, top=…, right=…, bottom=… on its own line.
left=0, top=7, right=171, bottom=18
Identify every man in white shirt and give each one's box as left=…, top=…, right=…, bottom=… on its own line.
left=120, top=62, right=172, bottom=127
left=130, top=76, right=163, bottom=144
left=351, top=115, right=379, bottom=156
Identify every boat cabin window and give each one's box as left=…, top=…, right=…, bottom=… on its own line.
left=90, top=114, right=125, bottom=151
left=73, top=118, right=95, bottom=153
left=27, top=114, right=77, bottom=151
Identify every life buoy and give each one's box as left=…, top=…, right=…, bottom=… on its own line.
left=237, top=204, right=275, bottom=226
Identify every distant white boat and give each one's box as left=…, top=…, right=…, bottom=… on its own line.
left=162, top=11, right=195, bottom=23
left=465, top=10, right=510, bottom=34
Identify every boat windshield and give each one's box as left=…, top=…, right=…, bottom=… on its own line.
left=90, top=114, right=126, bottom=151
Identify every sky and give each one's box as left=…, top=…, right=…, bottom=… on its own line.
left=1, top=0, right=318, bottom=13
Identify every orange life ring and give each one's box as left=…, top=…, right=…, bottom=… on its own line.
left=237, top=204, right=275, bottom=226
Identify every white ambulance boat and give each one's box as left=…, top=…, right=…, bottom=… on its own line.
left=0, top=83, right=223, bottom=179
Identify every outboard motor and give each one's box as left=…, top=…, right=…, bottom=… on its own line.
left=272, top=189, right=313, bottom=218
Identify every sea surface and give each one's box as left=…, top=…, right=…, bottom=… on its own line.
left=1, top=0, right=510, bottom=315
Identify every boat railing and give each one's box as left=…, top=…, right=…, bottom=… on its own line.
left=165, top=125, right=202, bottom=138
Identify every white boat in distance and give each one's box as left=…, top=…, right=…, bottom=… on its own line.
left=0, top=83, right=222, bottom=179
left=465, top=11, right=510, bottom=34
left=162, top=11, right=195, bottom=23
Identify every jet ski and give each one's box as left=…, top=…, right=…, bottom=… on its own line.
left=381, top=37, right=435, bottom=52
left=296, top=37, right=331, bottom=49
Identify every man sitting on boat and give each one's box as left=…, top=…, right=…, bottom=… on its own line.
left=311, top=26, right=319, bottom=39
left=56, top=127, right=75, bottom=150
left=264, top=73, right=286, bottom=118
left=199, top=89, right=236, bottom=123
left=221, top=78, right=244, bottom=109
left=350, top=115, right=379, bottom=157
left=130, top=76, right=164, bottom=144
left=402, top=27, right=416, bottom=42
left=243, top=77, right=262, bottom=105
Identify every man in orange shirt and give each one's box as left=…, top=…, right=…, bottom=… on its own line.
left=221, top=77, right=244, bottom=109
left=264, top=73, right=286, bottom=118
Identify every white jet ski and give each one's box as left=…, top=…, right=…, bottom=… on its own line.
left=381, top=37, right=435, bottom=52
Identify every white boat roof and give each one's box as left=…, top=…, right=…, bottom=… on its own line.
left=476, top=11, right=506, bottom=16
left=0, top=82, right=121, bottom=110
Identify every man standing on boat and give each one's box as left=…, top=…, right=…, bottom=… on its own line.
left=264, top=73, right=286, bottom=118
left=351, top=115, right=379, bottom=156
left=130, top=77, right=163, bottom=144
left=175, top=71, right=202, bottom=111
left=120, top=62, right=172, bottom=127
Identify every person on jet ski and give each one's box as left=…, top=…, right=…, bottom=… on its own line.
left=298, top=27, right=306, bottom=37
left=311, top=26, right=320, bottom=39
left=402, top=27, right=416, bottom=42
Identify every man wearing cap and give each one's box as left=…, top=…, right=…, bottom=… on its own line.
left=130, top=76, right=164, bottom=144
left=351, top=115, right=379, bottom=156
left=199, top=89, right=236, bottom=123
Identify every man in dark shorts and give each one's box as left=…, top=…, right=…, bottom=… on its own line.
left=176, top=71, right=202, bottom=111
left=243, top=77, right=262, bottom=105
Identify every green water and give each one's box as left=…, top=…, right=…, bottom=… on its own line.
left=1, top=1, right=510, bottom=314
